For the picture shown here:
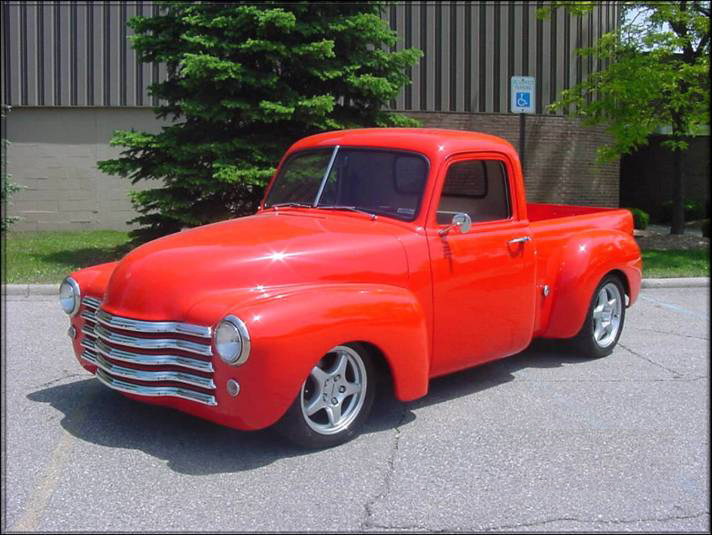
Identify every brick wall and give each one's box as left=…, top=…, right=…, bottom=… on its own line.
left=405, top=111, right=620, bottom=207
left=5, top=107, right=619, bottom=232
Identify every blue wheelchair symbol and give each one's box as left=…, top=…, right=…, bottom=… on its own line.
left=516, top=92, right=531, bottom=108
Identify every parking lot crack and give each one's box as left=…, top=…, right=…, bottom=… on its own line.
left=30, top=373, right=84, bottom=390
left=360, top=404, right=409, bottom=531
left=481, top=511, right=709, bottom=531
left=517, top=377, right=703, bottom=383
left=636, top=328, right=709, bottom=341
left=618, top=342, right=684, bottom=378
left=364, top=511, right=709, bottom=532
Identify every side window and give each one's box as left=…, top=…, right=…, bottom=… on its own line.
left=436, top=160, right=511, bottom=224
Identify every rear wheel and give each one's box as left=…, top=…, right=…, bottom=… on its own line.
left=275, top=343, right=376, bottom=449
left=573, top=275, right=626, bottom=358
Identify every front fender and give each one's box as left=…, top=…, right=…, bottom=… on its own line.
left=542, top=229, right=642, bottom=339
left=192, top=283, right=430, bottom=430
left=70, top=261, right=118, bottom=299
left=68, top=262, right=118, bottom=371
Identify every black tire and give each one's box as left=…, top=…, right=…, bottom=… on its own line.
left=274, top=343, right=376, bottom=449
left=572, top=274, right=626, bottom=358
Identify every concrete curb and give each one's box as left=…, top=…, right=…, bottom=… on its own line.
left=2, top=284, right=59, bottom=296
left=2, top=277, right=710, bottom=296
left=640, top=277, right=709, bottom=288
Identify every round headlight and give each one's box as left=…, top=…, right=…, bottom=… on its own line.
left=215, top=315, right=250, bottom=366
left=59, top=277, right=80, bottom=316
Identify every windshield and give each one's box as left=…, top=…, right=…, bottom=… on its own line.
left=264, top=147, right=429, bottom=221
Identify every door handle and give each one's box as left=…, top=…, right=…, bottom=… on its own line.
left=508, top=236, right=531, bottom=245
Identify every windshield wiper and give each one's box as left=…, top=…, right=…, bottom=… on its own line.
left=269, top=202, right=313, bottom=210
left=317, top=205, right=377, bottom=220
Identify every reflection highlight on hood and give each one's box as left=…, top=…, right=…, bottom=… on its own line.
left=255, top=250, right=305, bottom=263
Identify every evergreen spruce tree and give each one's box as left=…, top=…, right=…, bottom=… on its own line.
left=98, top=2, right=421, bottom=242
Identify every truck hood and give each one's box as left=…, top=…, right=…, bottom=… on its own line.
left=101, top=210, right=410, bottom=321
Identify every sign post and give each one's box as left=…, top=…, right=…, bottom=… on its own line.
left=510, top=76, right=535, bottom=176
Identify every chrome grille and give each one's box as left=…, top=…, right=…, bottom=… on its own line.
left=79, top=296, right=217, bottom=406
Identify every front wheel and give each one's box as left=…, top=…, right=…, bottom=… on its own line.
left=274, top=343, right=376, bottom=449
left=572, top=275, right=626, bottom=358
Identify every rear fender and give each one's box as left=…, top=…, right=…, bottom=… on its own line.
left=542, top=229, right=642, bottom=339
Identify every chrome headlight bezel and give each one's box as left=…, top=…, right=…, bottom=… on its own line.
left=59, top=277, right=81, bottom=317
left=214, top=315, right=251, bottom=366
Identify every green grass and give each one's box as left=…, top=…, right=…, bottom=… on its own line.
left=642, top=249, right=710, bottom=278
left=2, top=230, right=710, bottom=284
left=3, top=230, right=133, bottom=284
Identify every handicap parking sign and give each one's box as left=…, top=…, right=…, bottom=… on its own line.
left=515, top=92, right=530, bottom=108
left=511, top=76, right=535, bottom=113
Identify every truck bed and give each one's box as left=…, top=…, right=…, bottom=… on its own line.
left=528, top=202, right=621, bottom=222
left=528, top=202, right=633, bottom=235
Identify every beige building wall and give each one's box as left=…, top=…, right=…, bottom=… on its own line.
left=6, top=107, right=163, bottom=230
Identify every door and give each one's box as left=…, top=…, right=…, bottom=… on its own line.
left=426, top=153, right=536, bottom=377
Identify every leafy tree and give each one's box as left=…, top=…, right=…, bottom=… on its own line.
left=541, top=1, right=710, bottom=234
left=98, top=2, right=421, bottom=242
left=1, top=105, right=21, bottom=232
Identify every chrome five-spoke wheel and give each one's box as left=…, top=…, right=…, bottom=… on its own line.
left=300, top=346, right=367, bottom=435
left=592, top=282, right=622, bottom=348
left=275, top=343, right=376, bottom=448
left=574, top=274, right=626, bottom=358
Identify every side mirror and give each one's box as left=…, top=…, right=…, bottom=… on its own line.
left=439, top=212, right=472, bottom=235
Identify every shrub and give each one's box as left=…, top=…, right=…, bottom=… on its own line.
left=0, top=175, right=21, bottom=232
left=1, top=104, right=20, bottom=232
left=626, top=207, right=650, bottom=230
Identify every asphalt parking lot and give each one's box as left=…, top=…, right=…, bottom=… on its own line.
left=3, top=287, right=709, bottom=532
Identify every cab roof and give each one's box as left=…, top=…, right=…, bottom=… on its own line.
left=286, top=128, right=518, bottom=162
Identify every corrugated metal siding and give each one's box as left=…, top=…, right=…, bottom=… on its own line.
left=2, top=1, right=619, bottom=113
left=1, top=1, right=167, bottom=107
left=384, top=1, right=619, bottom=114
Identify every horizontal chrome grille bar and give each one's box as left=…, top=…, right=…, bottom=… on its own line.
left=93, top=324, right=212, bottom=356
left=82, top=349, right=215, bottom=390
left=94, top=367, right=217, bottom=406
left=95, top=309, right=212, bottom=339
left=81, top=337, right=214, bottom=373
left=81, top=310, right=96, bottom=323
left=81, top=324, right=96, bottom=338
left=82, top=296, right=102, bottom=311
left=81, top=348, right=99, bottom=365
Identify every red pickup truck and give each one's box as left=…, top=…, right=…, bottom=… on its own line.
left=60, top=128, right=642, bottom=448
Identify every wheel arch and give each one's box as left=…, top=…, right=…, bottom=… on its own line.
left=607, top=268, right=631, bottom=304
left=352, top=340, right=396, bottom=395
left=541, top=229, right=641, bottom=339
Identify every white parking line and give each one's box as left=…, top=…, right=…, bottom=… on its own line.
left=638, top=294, right=710, bottom=320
